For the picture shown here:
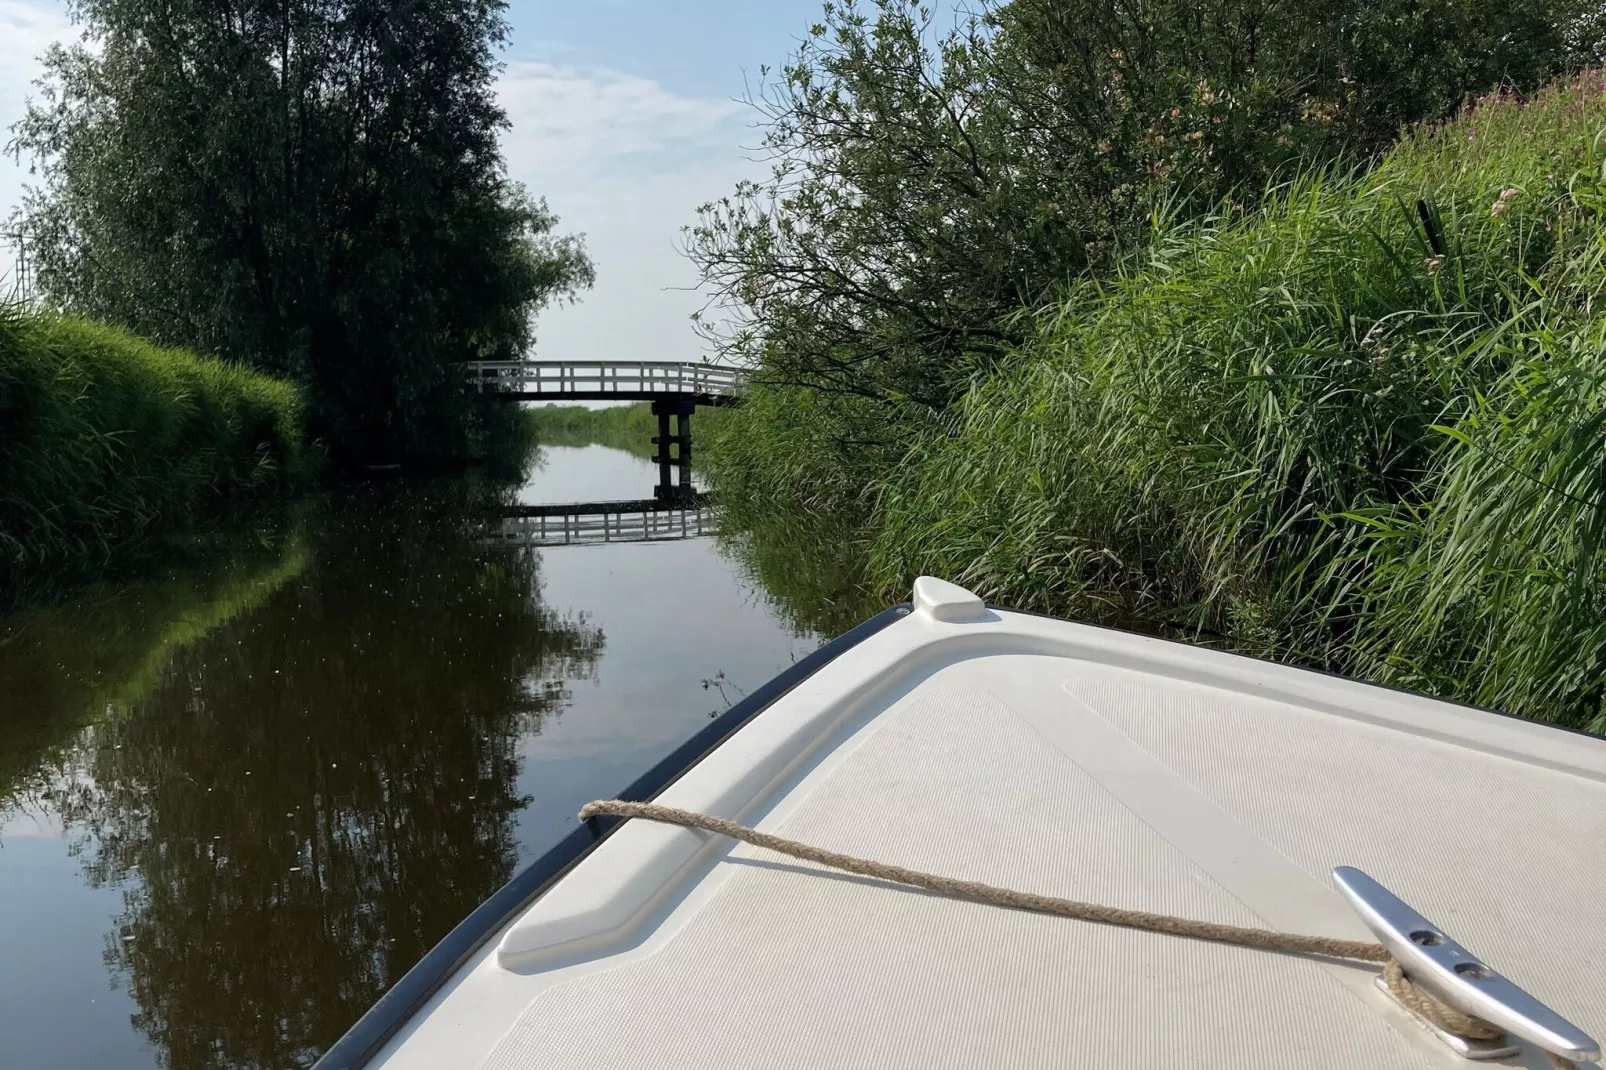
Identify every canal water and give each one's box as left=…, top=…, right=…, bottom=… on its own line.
left=0, top=445, right=850, bottom=1070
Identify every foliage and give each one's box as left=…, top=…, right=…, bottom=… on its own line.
left=8, top=0, right=592, bottom=465
left=525, top=403, right=661, bottom=458
left=855, top=75, right=1606, bottom=731
left=525, top=402, right=733, bottom=464
left=701, top=384, right=903, bottom=521
left=714, top=505, right=885, bottom=639
left=471, top=399, right=545, bottom=482
left=0, top=303, right=308, bottom=599
left=690, top=0, right=1588, bottom=475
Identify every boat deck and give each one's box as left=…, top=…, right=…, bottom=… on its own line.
left=371, top=582, right=1606, bottom=1069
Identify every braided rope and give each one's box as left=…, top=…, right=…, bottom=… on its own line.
left=580, top=799, right=1579, bottom=1069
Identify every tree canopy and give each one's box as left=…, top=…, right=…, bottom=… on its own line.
left=9, top=0, right=592, bottom=464
left=689, top=0, right=1589, bottom=427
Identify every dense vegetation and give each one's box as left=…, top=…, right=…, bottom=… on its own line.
left=0, top=304, right=308, bottom=602
left=869, top=76, right=1606, bottom=729
left=717, top=76, right=1606, bottom=731
left=526, top=403, right=659, bottom=458
left=706, top=2, right=1606, bottom=730
left=8, top=0, right=590, bottom=466
left=691, top=0, right=1590, bottom=460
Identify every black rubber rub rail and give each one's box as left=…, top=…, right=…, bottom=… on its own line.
left=312, top=603, right=912, bottom=1070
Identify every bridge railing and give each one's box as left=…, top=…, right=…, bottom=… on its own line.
left=492, top=505, right=715, bottom=547
left=464, top=360, right=744, bottom=398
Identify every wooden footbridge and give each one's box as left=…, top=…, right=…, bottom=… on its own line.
left=492, top=496, right=715, bottom=548
left=466, top=361, right=745, bottom=504
left=464, top=361, right=743, bottom=406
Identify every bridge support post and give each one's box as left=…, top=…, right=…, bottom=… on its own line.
left=651, top=398, right=697, bottom=504
left=676, top=408, right=693, bottom=492
left=655, top=405, right=673, bottom=493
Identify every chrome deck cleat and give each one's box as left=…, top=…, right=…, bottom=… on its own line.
left=1335, top=867, right=1600, bottom=1064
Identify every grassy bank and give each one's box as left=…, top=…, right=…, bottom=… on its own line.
left=713, top=75, right=1606, bottom=731
left=525, top=403, right=729, bottom=461
left=526, top=403, right=656, bottom=457
left=0, top=306, right=310, bottom=601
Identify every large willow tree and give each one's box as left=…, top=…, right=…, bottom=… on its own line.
left=8, top=0, right=591, bottom=463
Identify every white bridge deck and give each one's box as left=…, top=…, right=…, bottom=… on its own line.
left=466, top=361, right=744, bottom=403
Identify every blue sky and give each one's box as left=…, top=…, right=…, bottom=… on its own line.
left=508, top=1, right=824, bottom=98
left=0, top=0, right=830, bottom=362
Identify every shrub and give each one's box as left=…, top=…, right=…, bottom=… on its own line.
left=691, top=0, right=1588, bottom=449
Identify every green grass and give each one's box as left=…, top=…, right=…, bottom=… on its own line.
left=0, top=305, right=310, bottom=600
left=715, top=73, right=1606, bottom=731
left=524, top=403, right=658, bottom=458
left=525, top=402, right=729, bottom=462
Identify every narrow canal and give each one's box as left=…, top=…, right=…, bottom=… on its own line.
left=0, top=444, right=842, bottom=1070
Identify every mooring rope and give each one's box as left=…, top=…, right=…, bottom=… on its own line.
left=580, top=799, right=1578, bottom=1069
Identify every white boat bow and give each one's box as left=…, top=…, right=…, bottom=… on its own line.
left=319, top=577, right=1606, bottom=1070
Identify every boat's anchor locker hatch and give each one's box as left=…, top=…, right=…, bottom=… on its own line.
left=580, top=801, right=1602, bottom=1069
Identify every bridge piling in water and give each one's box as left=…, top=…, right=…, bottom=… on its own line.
left=650, top=398, right=696, bottom=503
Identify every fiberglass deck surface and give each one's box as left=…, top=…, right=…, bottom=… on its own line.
left=468, top=652, right=1606, bottom=1069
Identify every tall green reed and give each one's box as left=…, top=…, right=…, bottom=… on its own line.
left=842, top=74, right=1606, bottom=729
left=0, top=306, right=309, bottom=599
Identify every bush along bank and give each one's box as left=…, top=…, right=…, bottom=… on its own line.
left=525, top=403, right=659, bottom=458
left=526, top=403, right=729, bottom=463
left=0, top=304, right=310, bottom=600
left=714, top=76, right=1606, bottom=732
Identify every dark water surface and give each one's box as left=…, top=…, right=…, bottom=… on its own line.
left=0, top=445, right=834, bottom=1070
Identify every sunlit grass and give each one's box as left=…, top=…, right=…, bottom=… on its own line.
left=0, top=305, right=310, bottom=598
left=720, top=73, right=1606, bottom=731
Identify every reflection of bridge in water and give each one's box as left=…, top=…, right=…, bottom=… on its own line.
left=492, top=495, right=715, bottom=548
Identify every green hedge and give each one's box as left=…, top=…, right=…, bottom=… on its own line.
left=0, top=307, right=309, bottom=593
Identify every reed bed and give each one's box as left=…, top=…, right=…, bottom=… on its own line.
left=0, top=306, right=308, bottom=597
left=525, top=403, right=658, bottom=458
left=721, top=74, right=1606, bottom=731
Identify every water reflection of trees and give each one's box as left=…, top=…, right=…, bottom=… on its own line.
left=43, top=481, right=604, bottom=1070
left=716, top=508, right=887, bottom=639
left=0, top=524, right=309, bottom=815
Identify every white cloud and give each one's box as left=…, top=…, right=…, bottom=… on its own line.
left=499, top=61, right=742, bottom=182
left=0, top=30, right=761, bottom=363
left=0, top=0, right=68, bottom=122
left=496, top=63, right=759, bottom=365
